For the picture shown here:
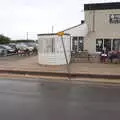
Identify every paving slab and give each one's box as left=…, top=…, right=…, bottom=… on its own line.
left=0, top=55, right=120, bottom=76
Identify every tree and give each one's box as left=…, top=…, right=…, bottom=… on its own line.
left=11, top=39, right=35, bottom=43
left=0, top=34, right=11, bottom=44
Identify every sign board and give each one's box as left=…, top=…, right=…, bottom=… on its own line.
left=56, top=32, right=64, bottom=36
left=109, top=14, right=120, bottom=24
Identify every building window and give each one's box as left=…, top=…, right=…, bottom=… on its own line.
left=51, top=38, right=55, bottom=52
left=78, top=37, right=84, bottom=51
left=72, top=37, right=78, bottom=52
left=104, top=39, right=111, bottom=51
left=44, top=38, right=55, bottom=53
left=72, top=37, right=84, bottom=52
left=113, top=39, right=120, bottom=51
left=96, top=38, right=120, bottom=52
left=96, top=39, right=103, bottom=52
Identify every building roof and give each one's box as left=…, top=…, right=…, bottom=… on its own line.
left=38, top=22, right=86, bottom=36
left=62, top=23, right=82, bottom=32
left=63, top=20, right=85, bottom=32
left=37, top=33, right=70, bottom=36
left=84, top=2, right=120, bottom=11
left=58, top=22, right=88, bottom=37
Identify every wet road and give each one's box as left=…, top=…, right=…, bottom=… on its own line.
left=0, top=78, right=120, bottom=120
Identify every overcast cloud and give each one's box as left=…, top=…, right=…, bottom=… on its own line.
left=0, top=0, right=119, bottom=40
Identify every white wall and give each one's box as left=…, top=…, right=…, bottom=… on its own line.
left=84, top=32, right=96, bottom=53
left=38, top=34, right=71, bottom=65
left=84, top=9, right=120, bottom=53
left=63, top=23, right=88, bottom=51
left=85, top=9, right=120, bottom=37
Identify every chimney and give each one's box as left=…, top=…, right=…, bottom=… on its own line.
left=81, top=20, right=85, bottom=24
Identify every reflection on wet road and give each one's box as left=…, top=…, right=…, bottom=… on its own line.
left=0, top=78, right=120, bottom=120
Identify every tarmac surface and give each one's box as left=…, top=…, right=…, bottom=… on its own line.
left=0, top=78, right=120, bottom=120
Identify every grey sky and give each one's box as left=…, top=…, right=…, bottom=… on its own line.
left=0, top=0, right=119, bottom=40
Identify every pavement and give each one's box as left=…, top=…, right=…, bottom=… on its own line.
left=0, top=55, right=120, bottom=84
left=0, top=78, right=120, bottom=120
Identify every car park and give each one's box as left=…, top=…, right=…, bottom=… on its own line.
left=0, top=45, right=16, bottom=56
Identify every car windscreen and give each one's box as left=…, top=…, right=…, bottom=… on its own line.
left=2, top=45, right=12, bottom=50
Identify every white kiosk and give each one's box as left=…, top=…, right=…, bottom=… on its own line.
left=37, top=33, right=71, bottom=65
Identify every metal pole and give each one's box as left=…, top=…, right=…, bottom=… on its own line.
left=52, top=26, right=54, bottom=33
left=61, top=36, right=71, bottom=80
left=27, top=32, right=28, bottom=40
left=93, top=10, right=95, bottom=32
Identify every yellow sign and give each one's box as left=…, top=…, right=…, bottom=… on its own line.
left=56, top=31, right=64, bottom=36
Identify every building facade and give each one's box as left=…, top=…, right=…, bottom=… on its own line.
left=84, top=2, right=120, bottom=53
left=63, top=22, right=88, bottom=53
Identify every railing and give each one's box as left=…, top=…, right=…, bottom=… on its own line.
left=71, top=51, right=100, bottom=63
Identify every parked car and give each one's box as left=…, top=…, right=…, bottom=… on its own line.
left=0, top=48, right=6, bottom=56
left=0, top=45, right=16, bottom=56
left=16, top=43, right=34, bottom=51
left=9, top=43, right=17, bottom=49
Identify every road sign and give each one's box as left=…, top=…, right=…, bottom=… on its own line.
left=56, top=32, right=64, bottom=36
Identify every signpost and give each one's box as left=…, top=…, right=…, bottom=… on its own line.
left=56, top=31, right=65, bottom=36
left=57, top=32, right=71, bottom=80
left=109, top=14, right=120, bottom=24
